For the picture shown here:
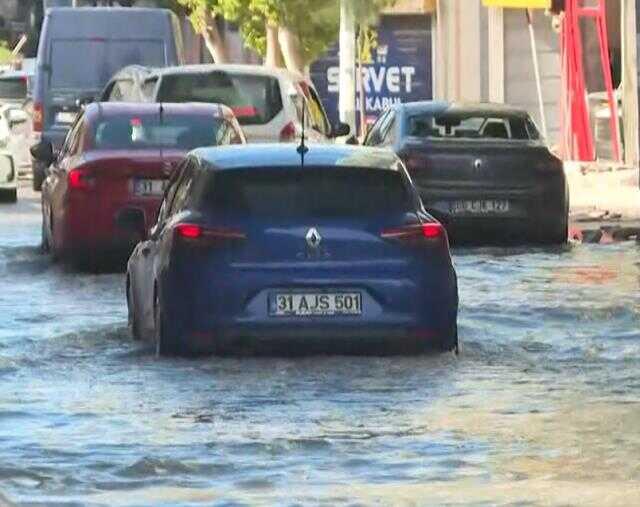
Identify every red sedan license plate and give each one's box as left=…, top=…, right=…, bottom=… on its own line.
left=270, top=292, right=362, bottom=317
left=133, top=179, right=166, bottom=197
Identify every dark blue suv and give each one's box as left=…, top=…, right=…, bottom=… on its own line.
left=125, top=144, right=459, bottom=356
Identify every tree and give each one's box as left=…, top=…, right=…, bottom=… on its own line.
left=176, top=0, right=230, bottom=63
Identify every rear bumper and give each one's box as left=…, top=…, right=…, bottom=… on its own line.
left=418, top=179, right=569, bottom=243
left=161, top=266, right=459, bottom=354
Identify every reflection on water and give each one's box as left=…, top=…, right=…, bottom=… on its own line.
left=0, top=196, right=639, bottom=505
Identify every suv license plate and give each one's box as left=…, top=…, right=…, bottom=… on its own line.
left=270, top=292, right=362, bottom=317
left=133, top=179, right=166, bottom=197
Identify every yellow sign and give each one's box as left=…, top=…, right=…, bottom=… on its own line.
left=482, top=0, right=551, bottom=7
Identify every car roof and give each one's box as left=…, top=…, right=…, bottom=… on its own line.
left=85, top=101, right=231, bottom=121
left=146, top=63, right=308, bottom=82
left=191, top=144, right=402, bottom=172
left=398, top=101, right=530, bottom=118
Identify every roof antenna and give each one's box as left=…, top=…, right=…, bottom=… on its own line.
left=296, top=99, right=308, bottom=167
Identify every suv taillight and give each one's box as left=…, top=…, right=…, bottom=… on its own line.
left=381, top=223, right=448, bottom=248
left=175, top=224, right=246, bottom=245
left=33, top=102, right=43, bottom=132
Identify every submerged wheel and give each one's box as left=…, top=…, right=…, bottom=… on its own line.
left=127, top=278, right=142, bottom=341
left=154, top=288, right=184, bottom=357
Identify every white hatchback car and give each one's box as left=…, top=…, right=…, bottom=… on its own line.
left=0, top=105, right=28, bottom=202
left=101, top=64, right=350, bottom=143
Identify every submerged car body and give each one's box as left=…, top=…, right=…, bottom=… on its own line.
left=37, top=102, right=245, bottom=268
left=125, top=144, right=459, bottom=357
left=364, top=101, right=569, bottom=244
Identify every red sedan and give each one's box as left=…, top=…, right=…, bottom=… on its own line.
left=30, top=102, right=245, bottom=269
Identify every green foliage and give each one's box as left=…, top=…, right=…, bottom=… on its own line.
left=175, top=0, right=397, bottom=65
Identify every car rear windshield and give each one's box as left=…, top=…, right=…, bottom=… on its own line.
left=93, top=115, right=229, bottom=151
left=50, top=39, right=166, bottom=90
left=408, top=113, right=541, bottom=141
left=0, top=77, right=27, bottom=100
left=199, top=168, right=413, bottom=219
left=156, top=72, right=283, bottom=126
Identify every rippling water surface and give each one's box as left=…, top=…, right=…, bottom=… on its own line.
left=1, top=189, right=639, bottom=506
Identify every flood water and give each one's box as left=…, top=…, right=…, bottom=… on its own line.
left=1, top=187, right=639, bottom=506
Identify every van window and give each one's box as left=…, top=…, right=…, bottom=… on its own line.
left=0, top=77, right=27, bottom=100
left=50, top=39, right=166, bottom=90
left=156, top=72, right=283, bottom=126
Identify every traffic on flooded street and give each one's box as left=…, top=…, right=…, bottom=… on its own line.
left=2, top=0, right=640, bottom=505
left=1, top=186, right=639, bottom=505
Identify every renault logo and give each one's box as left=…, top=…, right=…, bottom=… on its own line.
left=474, top=159, right=483, bottom=171
left=305, top=228, right=322, bottom=249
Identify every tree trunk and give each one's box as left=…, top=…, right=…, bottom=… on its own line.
left=200, top=10, right=229, bottom=64
left=278, top=26, right=306, bottom=75
left=265, top=22, right=285, bottom=69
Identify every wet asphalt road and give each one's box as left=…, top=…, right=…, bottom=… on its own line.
left=1, top=184, right=639, bottom=506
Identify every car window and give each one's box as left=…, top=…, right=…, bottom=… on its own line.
left=141, top=77, right=158, bottom=101
left=305, top=85, right=330, bottom=136
left=157, top=160, right=188, bottom=225
left=198, top=167, right=413, bottom=220
left=365, top=109, right=390, bottom=146
left=380, top=112, right=396, bottom=146
left=92, top=114, right=227, bottom=151
left=0, top=77, right=27, bottom=99
left=59, top=113, right=84, bottom=160
left=168, top=163, right=194, bottom=216
left=109, top=79, right=134, bottom=101
left=156, top=72, right=283, bottom=126
left=407, top=113, right=535, bottom=141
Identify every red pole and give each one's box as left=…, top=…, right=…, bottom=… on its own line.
left=594, top=1, right=622, bottom=162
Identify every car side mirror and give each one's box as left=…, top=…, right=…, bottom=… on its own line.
left=30, top=141, right=55, bottom=166
left=332, top=122, right=351, bottom=138
left=115, top=208, right=147, bottom=239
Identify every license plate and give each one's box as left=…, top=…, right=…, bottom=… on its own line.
left=449, top=200, right=510, bottom=215
left=133, top=179, right=166, bottom=197
left=55, top=111, right=77, bottom=125
left=270, top=292, right=362, bottom=317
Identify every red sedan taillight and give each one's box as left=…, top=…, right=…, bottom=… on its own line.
left=279, top=121, right=297, bottom=142
left=68, top=169, right=96, bottom=191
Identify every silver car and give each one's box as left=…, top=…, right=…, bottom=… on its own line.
left=0, top=105, right=29, bottom=202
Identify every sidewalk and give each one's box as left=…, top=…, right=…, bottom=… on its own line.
left=566, top=162, right=640, bottom=242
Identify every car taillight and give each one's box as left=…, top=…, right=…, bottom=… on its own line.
left=175, top=224, right=246, bottom=244
left=279, top=121, right=297, bottom=142
left=68, top=169, right=95, bottom=191
left=33, top=102, right=43, bottom=132
left=381, top=223, right=447, bottom=245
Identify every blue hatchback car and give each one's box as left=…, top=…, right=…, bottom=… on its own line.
left=124, top=144, right=459, bottom=356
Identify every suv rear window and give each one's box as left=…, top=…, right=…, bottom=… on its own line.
left=0, top=77, right=27, bottom=100
left=50, top=39, right=166, bottom=90
left=92, top=114, right=228, bottom=151
left=156, top=72, right=283, bottom=126
left=408, top=113, right=538, bottom=141
left=199, top=168, right=412, bottom=219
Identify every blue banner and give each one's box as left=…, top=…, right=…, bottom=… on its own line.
left=310, top=15, right=433, bottom=129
